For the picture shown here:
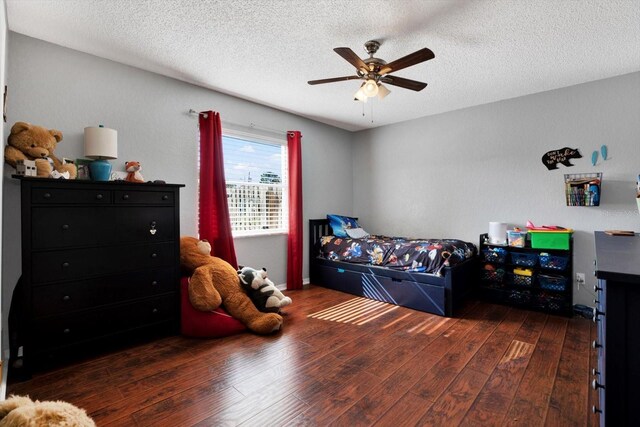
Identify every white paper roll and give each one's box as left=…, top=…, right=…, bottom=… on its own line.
left=489, top=222, right=508, bottom=244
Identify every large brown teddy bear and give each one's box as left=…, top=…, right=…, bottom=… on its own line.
left=180, top=236, right=283, bottom=334
left=5, top=121, right=77, bottom=179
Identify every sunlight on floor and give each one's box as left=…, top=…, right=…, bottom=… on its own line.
left=307, top=297, right=398, bottom=325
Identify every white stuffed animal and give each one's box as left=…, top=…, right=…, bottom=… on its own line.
left=238, top=266, right=292, bottom=313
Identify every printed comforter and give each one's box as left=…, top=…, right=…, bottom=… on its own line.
left=318, top=235, right=476, bottom=276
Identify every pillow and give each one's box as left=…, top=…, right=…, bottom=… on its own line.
left=327, top=214, right=360, bottom=238
left=346, top=227, right=370, bottom=239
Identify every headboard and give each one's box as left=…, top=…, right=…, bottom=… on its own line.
left=308, top=217, right=359, bottom=260
left=309, top=219, right=332, bottom=261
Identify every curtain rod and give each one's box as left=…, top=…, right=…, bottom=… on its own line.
left=188, top=109, right=287, bottom=136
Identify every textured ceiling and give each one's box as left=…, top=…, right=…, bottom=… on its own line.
left=6, top=0, right=640, bottom=132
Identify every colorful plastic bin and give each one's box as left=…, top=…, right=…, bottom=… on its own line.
left=507, top=230, right=527, bottom=247
left=511, top=252, right=538, bottom=267
left=482, top=248, right=507, bottom=263
left=538, top=274, right=568, bottom=292
left=529, top=229, right=573, bottom=250
left=539, top=253, right=569, bottom=271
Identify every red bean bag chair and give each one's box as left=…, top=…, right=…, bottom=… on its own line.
left=180, top=277, right=247, bottom=338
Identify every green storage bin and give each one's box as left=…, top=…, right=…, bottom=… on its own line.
left=529, top=231, right=571, bottom=250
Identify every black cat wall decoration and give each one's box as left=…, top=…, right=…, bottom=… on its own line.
left=541, top=147, right=582, bottom=170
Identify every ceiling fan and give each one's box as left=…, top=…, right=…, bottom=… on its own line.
left=308, top=40, right=435, bottom=101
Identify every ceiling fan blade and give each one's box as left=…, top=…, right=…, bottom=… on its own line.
left=334, top=47, right=369, bottom=72
left=380, top=75, right=428, bottom=91
left=308, top=75, right=361, bottom=85
left=379, top=48, right=435, bottom=75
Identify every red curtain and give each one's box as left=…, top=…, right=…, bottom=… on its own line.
left=198, top=111, right=238, bottom=268
left=287, top=131, right=303, bottom=290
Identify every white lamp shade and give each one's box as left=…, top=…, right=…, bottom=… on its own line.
left=377, top=83, right=391, bottom=99
left=354, top=86, right=367, bottom=102
left=362, top=79, right=379, bottom=97
left=84, top=126, right=117, bottom=159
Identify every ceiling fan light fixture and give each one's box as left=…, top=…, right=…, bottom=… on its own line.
left=377, top=83, right=390, bottom=99
left=362, top=79, right=379, bottom=97
left=354, top=86, right=367, bottom=102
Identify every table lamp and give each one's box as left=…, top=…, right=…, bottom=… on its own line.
left=84, top=125, right=117, bottom=181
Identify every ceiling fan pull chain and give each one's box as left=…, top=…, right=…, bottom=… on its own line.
left=371, top=101, right=374, bottom=124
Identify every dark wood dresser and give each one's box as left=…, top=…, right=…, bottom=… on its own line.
left=11, top=177, right=183, bottom=372
left=593, top=231, right=640, bottom=426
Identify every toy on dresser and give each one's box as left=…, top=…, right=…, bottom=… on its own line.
left=125, top=161, right=144, bottom=183
left=5, top=121, right=77, bottom=179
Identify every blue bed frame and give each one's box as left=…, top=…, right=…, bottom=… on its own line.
left=309, top=219, right=477, bottom=317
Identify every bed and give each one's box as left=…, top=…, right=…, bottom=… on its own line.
left=309, top=218, right=478, bottom=317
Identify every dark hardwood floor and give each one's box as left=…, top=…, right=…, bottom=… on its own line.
left=7, top=285, right=597, bottom=426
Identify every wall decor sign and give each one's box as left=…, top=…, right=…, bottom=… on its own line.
left=541, top=147, right=582, bottom=170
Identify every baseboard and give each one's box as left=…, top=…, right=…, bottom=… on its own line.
left=276, top=277, right=310, bottom=290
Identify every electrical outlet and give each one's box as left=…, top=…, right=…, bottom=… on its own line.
left=576, top=273, right=586, bottom=287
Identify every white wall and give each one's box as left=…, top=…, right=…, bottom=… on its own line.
left=353, top=71, right=640, bottom=306
left=1, top=33, right=354, bottom=350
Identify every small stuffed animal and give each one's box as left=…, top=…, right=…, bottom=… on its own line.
left=125, top=161, right=144, bottom=183
left=0, top=395, right=95, bottom=426
left=238, top=266, right=292, bottom=313
left=5, top=121, right=77, bottom=179
left=180, top=236, right=283, bottom=334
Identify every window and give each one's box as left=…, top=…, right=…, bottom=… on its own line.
left=222, top=130, right=288, bottom=237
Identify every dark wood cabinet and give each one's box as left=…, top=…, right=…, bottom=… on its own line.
left=11, top=177, right=183, bottom=373
left=593, top=231, right=640, bottom=426
left=477, top=233, right=573, bottom=316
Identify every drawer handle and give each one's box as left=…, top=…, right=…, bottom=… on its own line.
left=62, top=295, right=71, bottom=302
left=151, top=280, right=158, bottom=286
left=162, top=195, right=169, bottom=201
left=44, top=192, right=52, bottom=199
left=62, top=262, right=70, bottom=268
left=592, top=340, right=602, bottom=349
left=63, top=328, right=71, bottom=334
left=593, top=299, right=599, bottom=305
left=62, top=224, right=70, bottom=230
left=594, top=284, right=602, bottom=292
left=152, top=308, right=159, bottom=314
left=123, top=194, right=130, bottom=200
left=151, top=253, right=158, bottom=258
left=592, top=368, right=600, bottom=376
left=96, top=194, right=104, bottom=200
left=150, top=222, right=157, bottom=235
left=592, top=406, right=602, bottom=414
left=591, top=379, right=604, bottom=390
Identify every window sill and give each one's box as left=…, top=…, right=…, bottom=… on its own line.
left=233, top=231, right=288, bottom=239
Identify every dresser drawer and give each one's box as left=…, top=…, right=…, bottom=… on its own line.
left=111, top=242, right=176, bottom=273
left=32, top=294, right=177, bottom=348
left=115, top=207, right=175, bottom=243
left=114, top=190, right=174, bottom=205
left=32, top=242, right=176, bottom=284
left=33, top=206, right=175, bottom=249
left=32, top=267, right=177, bottom=318
left=32, top=207, right=113, bottom=249
left=31, top=187, right=111, bottom=205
